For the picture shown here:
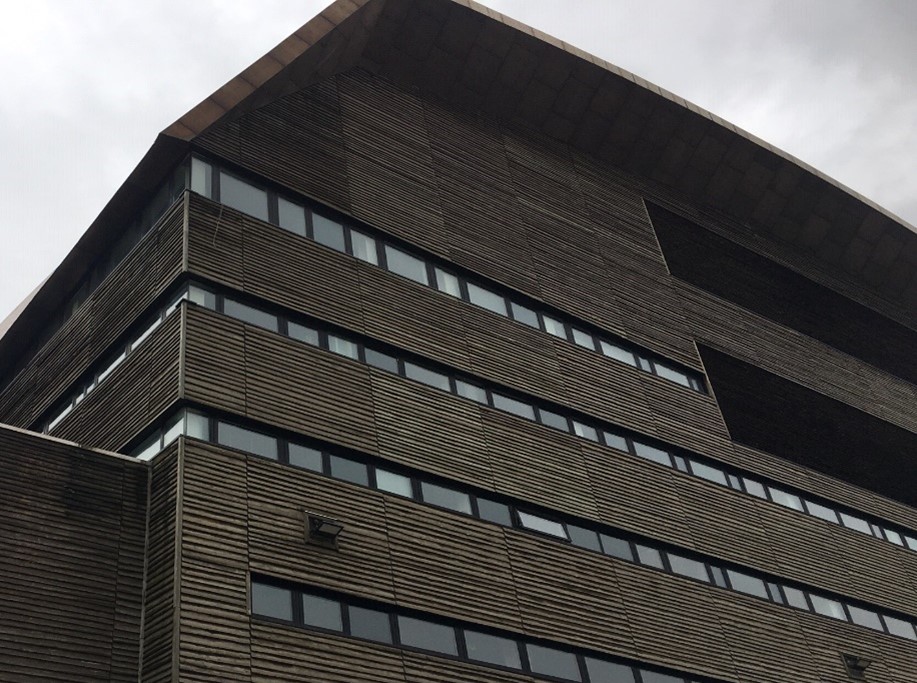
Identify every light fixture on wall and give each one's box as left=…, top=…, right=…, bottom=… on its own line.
left=842, top=654, right=871, bottom=680
left=305, top=512, right=344, bottom=548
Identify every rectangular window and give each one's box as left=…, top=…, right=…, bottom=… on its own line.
left=571, top=328, right=595, bottom=350
left=288, top=443, right=322, bottom=472
left=566, top=525, right=602, bottom=552
left=134, top=433, right=161, bottom=462
left=884, top=528, right=904, bottom=546
left=190, top=157, right=213, bottom=198
left=421, top=482, right=472, bottom=514
left=404, top=362, right=450, bottom=391
left=350, top=229, right=378, bottom=265
left=455, top=379, right=487, bottom=404
left=599, top=340, right=637, bottom=366
left=287, top=321, right=319, bottom=346
left=600, top=534, right=634, bottom=561
left=217, top=422, right=278, bottom=460
left=541, top=314, right=568, bottom=339
left=654, top=363, right=691, bottom=387
left=808, top=594, right=846, bottom=620
left=538, top=408, right=569, bottom=431
left=97, top=351, right=126, bottom=383
left=690, top=461, right=728, bottom=486
left=302, top=594, right=343, bottom=631
left=883, top=615, right=917, bottom=640
left=397, top=616, right=457, bottom=655
left=464, top=630, right=521, bottom=669
left=743, top=478, right=768, bottom=499
left=364, top=348, right=399, bottom=373
left=641, top=672, right=682, bottom=683
left=510, top=302, right=540, bottom=328
left=839, top=511, right=872, bottom=535
left=329, top=455, right=368, bottom=486
left=312, top=213, right=347, bottom=252
left=433, top=268, right=461, bottom=297
left=219, top=171, right=268, bottom=221
left=186, top=411, right=209, bottom=440
left=467, top=282, right=507, bottom=316
left=252, top=582, right=292, bottom=621
left=782, top=586, right=809, bottom=610
left=187, top=284, right=217, bottom=309
left=584, top=658, right=635, bottom=683
left=131, top=317, right=161, bottom=349
left=635, top=545, right=664, bottom=569
left=491, top=393, right=535, bottom=420
left=163, top=412, right=185, bottom=446
left=726, top=569, right=769, bottom=599
left=572, top=421, right=599, bottom=442
left=526, top=643, right=582, bottom=681
left=277, top=197, right=306, bottom=236
left=804, top=500, right=838, bottom=524
left=349, top=605, right=392, bottom=643
left=847, top=605, right=883, bottom=631
left=224, top=299, right=278, bottom=332
left=768, top=487, right=804, bottom=511
left=668, top=554, right=709, bottom=582
left=477, top=499, right=512, bottom=526
left=376, top=469, right=413, bottom=498
left=328, top=335, right=359, bottom=360
left=384, top=245, right=428, bottom=285
left=517, top=511, right=567, bottom=539
left=633, top=441, right=671, bottom=466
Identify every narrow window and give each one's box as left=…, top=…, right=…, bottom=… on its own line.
left=510, top=302, right=540, bottom=328
left=302, top=594, right=343, bottom=631
left=526, top=643, right=582, bottom=681
left=726, top=569, right=768, bottom=599
left=397, top=616, right=457, bottom=655
left=376, top=469, right=413, bottom=498
left=190, top=157, right=213, bottom=198
left=668, top=554, right=709, bottom=582
left=467, top=282, right=508, bottom=316
left=633, top=441, right=671, bottom=466
left=404, top=362, right=450, bottom=391
left=288, top=321, right=319, bottom=346
left=517, top=511, right=567, bottom=539
left=433, top=268, right=461, bottom=297
left=364, top=348, right=399, bottom=373
left=252, top=582, right=292, bottom=621
left=288, top=444, right=323, bottom=472
left=599, top=340, right=637, bottom=366
left=421, top=482, right=472, bottom=514
left=464, top=630, right=521, bottom=669
left=219, top=172, right=268, bottom=221
left=224, top=299, right=278, bottom=332
left=217, top=422, right=278, bottom=460
left=491, top=393, right=535, bottom=420
left=185, top=411, right=209, bottom=441
left=584, top=658, right=635, bottom=683
left=350, top=229, right=378, bottom=265
left=384, top=245, right=428, bottom=285
left=349, top=605, right=392, bottom=643
left=329, top=455, right=368, bottom=486
left=312, top=213, right=346, bottom=252
left=477, top=499, right=512, bottom=526
left=277, top=197, right=306, bottom=236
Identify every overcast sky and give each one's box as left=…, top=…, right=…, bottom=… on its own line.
left=1, top=0, right=915, bottom=321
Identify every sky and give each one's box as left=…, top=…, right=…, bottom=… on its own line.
left=1, top=0, right=915, bottom=321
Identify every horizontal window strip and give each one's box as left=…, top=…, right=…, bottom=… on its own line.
left=251, top=574, right=723, bottom=683
left=174, top=279, right=917, bottom=560
left=135, top=406, right=917, bottom=642
left=190, top=155, right=706, bottom=394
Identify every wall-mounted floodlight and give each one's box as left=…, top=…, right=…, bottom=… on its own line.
left=306, top=512, right=344, bottom=548
left=842, top=654, right=871, bottom=680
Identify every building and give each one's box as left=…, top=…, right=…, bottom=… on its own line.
left=1, top=0, right=916, bottom=681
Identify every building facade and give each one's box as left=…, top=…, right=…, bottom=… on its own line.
left=1, top=1, right=917, bottom=681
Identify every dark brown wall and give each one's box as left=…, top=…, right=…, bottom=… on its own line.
left=0, top=427, right=147, bottom=682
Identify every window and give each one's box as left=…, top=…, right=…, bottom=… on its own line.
left=288, top=444, right=322, bottom=472
left=288, top=321, right=319, bottom=346
left=566, top=524, right=602, bottom=552
left=477, top=499, right=512, bottom=526
left=538, top=408, right=569, bottom=431
left=313, top=213, right=346, bottom=252
left=224, top=299, right=278, bottom=332
left=397, top=616, right=457, bottom=655
left=804, top=500, right=838, bottom=524
left=220, top=171, right=268, bottom=221
left=689, top=460, right=728, bottom=486
left=349, top=606, right=392, bottom=643
left=510, top=302, right=539, bottom=328
left=584, top=658, right=635, bottom=683
left=743, top=478, right=767, bottom=499
left=572, top=421, right=599, bottom=441
left=191, top=157, right=213, bottom=197
left=376, top=469, right=413, bottom=497
left=467, top=282, right=507, bottom=316
left=329, top=455, right=368, bottom=486
left=883, top=615, right=916, bottom=640
left=384, top=245, right=428, bottom=285
left=726, top=570, right=768, bottom=599
left=277, top=197, right=306, bottom=236
left=404, top=362, right=450, bottom=391
left=668, top=554, right=709, bottom=582
left=600, top=534, right=634, bottom=561
left=302, top=594, right=343, bottom=631
left=517, top=511, right=567, bottom=539
left=350, top=229, right=378, bottom=265
left=782, top=586, right=809, bottom=610
left=328, top=335, right=358, bottom=360
left=571, top=328, right=595, bottom=350
left=654, top=363, right=691, bottom=388
left=421, top=482, right=472, bottom=514
left=603, top=430, right=629, bottom=451
left=635, top=545, right=664, bottom=569
left=633, top=441, right=671, bottom=466
left=839, top=512, right=872, bottom=535
left=847, top=605, right=883, bottom=631
left=218, top=422, right=278, bottom=460
left=809, top=597, right=846, bottom=622
left=599, top=340, right=636, bottom=366
left=252, top=582, right=292, bottom=621
left=526, top=643, right=582, bottom=681
left=884, top=528, right=904, bottom=546
left=455, top=379, right=487, bottom=404
left=491, top=393, right=535, bottom=420
left=364, top=348, right=399, bottom=373
left=464, top=630, right=521, bottom=669
left=641, top=672, right=683, bottom=683
left=434, top=268, right=461, bottom=297
left=768, top=487, right=804, bottom=511
left=541, top=315, right=568, bottom=339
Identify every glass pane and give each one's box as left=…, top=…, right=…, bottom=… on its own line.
left=397, top=616, right=457, bottom=655
left=376, top=469, right=413, bottom=497
left=302, top=594, right=343, bottom=631
left=572, top=421, right=599, bottom=442
left=455, top=379, right=487, bottom=404
left=218, top=422, right=278, bottom=460
left=464, top=630, right=521, bottom=669
left=673, top=456, right=689, bottom=472
left=571, top=328, right=595, bottom=350
left=220, top=171, right=268, bottom=221
left=690, top=461, right=728, bottom=486
left=510, top=301, right=539, bottom=328
left=767, top=582, right=784, bottom=604
left=655, top=363, right=691, bottom=387
left=726, top=569, right=768, bottom=599
left=641, top=672, right=682, bottom=683
left=517, top=511, right=567, bottom=539
left=526, top=643, right=582, bottom=681
left=805, top=500, right=838, bottom=524
left=97, top=351, right=126, bottom=383
left=884, top=615, right=917, bottom=640
left=710, top=566, right=728, bottom=588
left=47, top=403, right=73, bottom=432
left=584, top=658, right=635, bottom=683
left=328, top=335, right=359, bottom=360
left=187, top=284, right=216, bottom=309
left=384, top=245, right=428, bottom=285
left=743, top=478, right=767, bottom=499
left=467, top=282, right=507, bottom=315
left=421, top=482, right=471, bottom=514
left=600, top=534, right=634, bottom=561
left=668, top=554, right=709, bottom=582
left=635, top=545, right=664, bottom=569
left=599, top=340, right=636, bottom=366
left=839, top=511, right=872, bottom=535
left=224, top=299, right=278, bottom=332
left=132, top=317, right=160, bottom=349
left=329, top=455, right=368, bottom=486
left=602, top=430, right=629, bottom=452
left=190, top=157, right=212, bottom=198
left=365, top=348, right=399, bottom=373
left=491, top=393, right=535, bottom=420
left=782, top=586, right=809, bottom=610
left=277, top=197, right=306, bottom=236
left=252, top=582, right=292, bottom=621
left=404, top=362, right=450, bottom=391
left=349, top=606, right=392, bottom=643
left=769, top=487, right=804, bottom=511
left=288, top=443, right=323, bottom=472
left=566, top=524, right=602, bottom=552
left=313, top=213, right=346, bottom=252
left=847, top=605, right=883, bottom=631
left=538, top=408, right=568, bottom=431
left=541, top=314, right=568, bottom=339
left=633, top=441, right=671, bottom=466
left=133, top=433, right=161, bottom=461
left=186, top=411, right=209, bottom=440
left=350, top=229, right=378, bottom=264
left=905, top=535, right=917, bottom=551
left=727, top=473, right=743, bottom=490
left=434, top=268, right=461, bottom=297
left=808, top=594, right=846, bottom=620
left=163, top=412, right=184, bottom=446
left=477, top=499, right=512, bottom=526
left=288, top=321, right=319, bottom=346
left=884, top=528, right=904, bottom=545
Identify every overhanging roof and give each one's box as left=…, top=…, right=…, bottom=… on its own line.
left=2, top=0, right=915, bottom=377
